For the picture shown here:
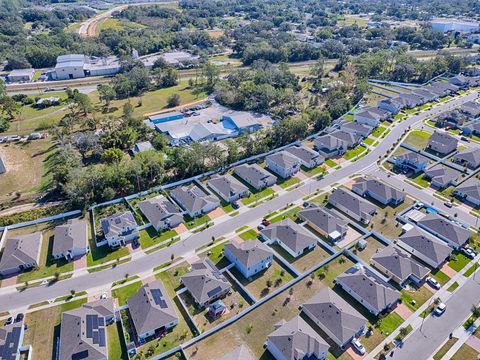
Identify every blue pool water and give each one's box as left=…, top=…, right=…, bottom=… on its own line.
left=425, top=207, right=438, bottom=214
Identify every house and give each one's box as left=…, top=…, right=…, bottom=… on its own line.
left=224, top=240, right=273, bottom=279
left=298, top=205, right=348, bottom=243
left=371, top=246, right=430, bottom=286
left=301, top=287, right=367, bottom=348
left=330, top=130, right=362, bottom=148
left=462, top=121, right=480, bottom=136
left=428, top=81, right=459, bottom=97
left=100, top=212, right=139, bottom=248
left=260, top=219, right=317, bottom=258
left=417, top=213, right=471, bottom=249
left=378, top=98, right=403, bottom=114
left=266, top=151, right=301, bottom=178
left=313, top=134, right=348, bottom=158
left=460, top=101, right=480, bottom=118
left=0, top=233, right=42, bottom=277
left=335, top=265, right=400, bottom=316
left=463, top=67, right=480, bottom=77
left=454, top=178, right=480, bottom=206
left=412, top=88, right=439, bottom=103
left=352, top=176, right=405, bottom=206
left=169, top=184, right=220, bottom=218
left=394, top=151, right=429, bottom=173
left=222, top=113, right=263, bottom=134
left=127, top=280, right=178, bottom=340
left=54, top=54, right=87, bottom=80
left=132, top=141, right=154, bottom=154
left=423, top=165, right=459, bottom=189
left=219, top=345, right=255, bottom=360
left=285, top=144, right=325, bottom=169
left=267, top=316, right=329, bottom=360
left=233, top=164, right=277, bottom=191
left=397, top=228, right=452, bottom=268
left=454, top=148, right=480, bottom=169
left=378, top=94, right=423, bottom=114
left=137, top=195, right=183, bottom=232
left=58, top=298, right=115, bottom=360
left=449, top=75, right=470, bottom=88
left=188, top=122, right=234, bottom=143
left=0, top=322, right=27, bottom=360
left=328, top=188, right=377, bottom=225
left=6, top=68, right=35, bottom=83
left=426, top=131, right=458, bottom=155
left=181, top=258, right=231, bottom=307
left=354, top=107, right=390, bottom=127
left=52, top=219, right=89, bottom=261
left=340, top=121, right=373, bottom=138
left=436, top=110, right=467, bottom=127
left=208, top=174, right=249, bottom=203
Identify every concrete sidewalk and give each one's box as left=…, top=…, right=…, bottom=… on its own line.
left=438, top=317, right=480, bottom=360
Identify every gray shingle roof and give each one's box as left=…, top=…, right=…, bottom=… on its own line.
left=399, top=228, right=452, bottom=265
left=59, top=299, right=114, bottom=360
left=137, top=195, right=183, bottom=230
left=0, top=232, right=42, bottom=273
left=336, top=265, right=400, bottom=314
left=233, top=164, right=277, bottom=187
left=355, top=107, right=389, bottom=120
left=53, top=219, right=88, bottom=256
left=181, top=259, right=231, bottom=305
left=298, top=205, right=348, bottom=237
left=454, top=148, right=480, bottom=169
left=266, top=151, right=300, bottom=169
left=328, top=188, right=377, bottom=220
left=169, top=184, right=219, bottom=214
left=268, top=316, right=329, bottom=360
left=128, top=280, right=178, bottom=336
left=417, top=213, right=471, bottom=247
left=427, top=131, right=458, bottom=153
left=285, top=145, right=324, bottom=165
left=224, top=240, right=273, bottom=269
left=352, top=177, right=405, bottom=203
left=218, top=345, right=255, bottom=360
left=455, top=178, right=480, bottom=202
left=395, top=151, right=429, bottom=165
left=460, top=101, right=480, bottom=117
left=100, top=212, right=137, bottom=239
left=260, top=219, right=317, bottom=254
left=208, top=174, right=249, bottom=201
left=0, top=323, right=24, bottom=360
left=424, top=165, right=459, bottom=187
left=314, top=134, right=347, bottom=150
left=372, top=246, right=430, bottom=283
left=330, top=130, right=361, bottom=147
left=341, top=121, right=373, bottom=134
left=302, top=287, right=367, bottom=346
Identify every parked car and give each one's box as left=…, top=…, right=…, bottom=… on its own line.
left=427, top=277, right=441, bottom=290
left=461, top=247, right=476, bottom=259
left=261, top=219, right=271, bottom=227
left=444, top=202, right=453, bottom=208
left=232, top=202, right=239, bottom=210
left=257, top=224, right=266, bottom=231
left=434, top=302, right=446, bottom=316
left=351, top=338, right=366, bottom=355
left=461, top=136, right=470, bottom=142
left=4, top=316, right=13, bottom=325
left=15, top=313, right=24, bottom=323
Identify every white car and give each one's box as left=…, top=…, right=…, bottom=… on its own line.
left=427, top=277, right=441, bottom=290
left=461, top=247, right=476, bottom=259
left=434, top=303, right=446, bottom=316
left=351, top=338, right=366, bottom=355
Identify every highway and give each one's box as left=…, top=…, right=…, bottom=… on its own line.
left=0, top=90, right=476, bottom=312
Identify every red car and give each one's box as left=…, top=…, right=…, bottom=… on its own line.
left=262, top=219, right=271, bottom=227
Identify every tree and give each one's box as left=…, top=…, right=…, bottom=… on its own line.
left=151, top=133, right=168, bottom=151
left=202, top=61, right=219, bottom=93
left=167, top=93, right=180, bottom=108
left=97, top=84, right=116, bottom=109
left=101, top=148, right=124, bottom=164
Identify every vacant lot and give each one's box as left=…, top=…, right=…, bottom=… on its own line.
left=404, top=130, right=431, bottom=149
left=270, top=243, right=332, bottom=273
left=369, top=198, right=415, bottom=240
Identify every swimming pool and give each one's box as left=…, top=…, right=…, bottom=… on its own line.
left=425, top=207, right=439, bottom=214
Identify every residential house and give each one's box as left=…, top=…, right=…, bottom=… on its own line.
left=137, top=195, right=183, bottom=232
left=378, top=94, right=423, bottom=114
left=132, top=141, right=154, bottom=154
left=397, top=228, right=452, bottom=268
left=207, top=174, right=249, bottom=203
left=301, top=287, right=367, bottom=348
left=412, top=88, right=439, bottom=103
left=428, top=82, right=459, bottom=97
left=454, top=148, right=480, bottom=169
left=0, top=233, right=42, bottom=277
left=100, top=212, right=139, bottom=248
left=260, top=219, right=317, bottom=258
left=394, top=151, right=429, bottom=173
left=371, top=246, right=430, bottom=286
left=267, top=316, right=330, bottom=360
left=352, top=176, right=405, bottom=206
left=417, top=213, right=471, bottom=249
left=449, top=75, right=470, bottom=88
left=266, top=151, right=301, bottom=178
left=219, top=345, right=255, bottom=360
left=462, top=121, right=480, bottom=136
left=454, top=178, right=480, bottom=206
left=340, top=121, right=373, bottom=138
left=328, top=188, right=377, bottom=225
left=436, top=110, right=468, bottom=127
left=181, top=258, right=231, bottom=307
left=52, top=219, right=89, bottom=261
left=298, top=205, right=348, bottom=243
left=224, top=240, right=273, bottom=279
left=423, top=165, right=459, bottom=189
left=169, top=184, right=220, bottom=218
left=378, top=98, right=404, bottom=114
left=285, top=144, right=325, bottom=169
left=334, top=265, right=400, bottom=316
left=127, top=280, right=178, bottom=340
left=460, top=101, right=480, bottom=118
left=233, top=164, right=277, bottom=191
left=313, top=134, right=348, bottom=158
left=0, top=322, right=27, bottom=360
left=58, top=298, right=115, bottom=360
left=7, top=68, right=35, bottom=83
left=426, top=131, right=458, bottom=155
left=330, top=130, right=362, bottom=148
left=354, top=107, right=390, bottom=127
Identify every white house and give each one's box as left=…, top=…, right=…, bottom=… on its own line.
left=266, top=151, right=301, bottom=178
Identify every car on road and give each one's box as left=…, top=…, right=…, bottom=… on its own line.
left=444, top=202, right=453, bottom=208
left=4, top=316, right=13, bottom=325
left=461, top=136, right=470, bottom=142
left=434, top=302, right=446, bottom=316
left=100, top=293, right=108, bottom=299
left=257, top=224, right=266, bottom=231
left=427, top=277, right=441, bottom=290
left=351, top=338, right=366, bottom=355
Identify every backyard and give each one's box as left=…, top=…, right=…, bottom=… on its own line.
left=270, top=243, right=332, bottom=273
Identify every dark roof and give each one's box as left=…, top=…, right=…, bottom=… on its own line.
left=137, top=195, right=183, bottom=230
left=260, top=219, right=317, bottom=254
left=266, top=151, right=301, bottom=169
left=424, top=165, right=459, bottom=187
left=100, top=212, right=137, bottom=238
left=417, top=213, right=471, bottom=247
left=298, top=205, right=348, bottom=237
left=427, top=131, right=458, bottom=153
left=53, top=219, right=88, bottom=256
left=455, top=178, right=480, bottom=201
left=285, top=145, right=324, bottom=165
left=355, top=107, right=389, bottom=120
left=208, top=174, right=248, bottom=201
left=233, top=164, right=277, bottom=186
left=170, top=184, right=219, bottom=214
left=454, top=148, right=480, bottom=168
left=0, top=233, right=42, bottom=273
left=399, top=228, right=452, bottom=265
left=352, top=176, right=405, bottom=202
left=0, top=323, right=24, bottom=360
left=328, top=188, right=377, bottom=220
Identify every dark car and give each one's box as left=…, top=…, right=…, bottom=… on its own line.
left=15, top=313, right=24, bottom=323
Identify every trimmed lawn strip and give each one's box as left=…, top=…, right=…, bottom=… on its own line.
left=404, top=130, right=431, bottom=149
left=241, top=187, right=275, bottom=205
left=108, top=321, right=129, bottom=360
left=184, top=214, right=210, bottom=230
left=112, top=281, right=142, bottom=306
left=278, top=176, right=300, bottom=189
left=138, top=226, right=177, bottom=249
left=343, top=145, right=366, bottom=160
left=464, top=263, right=479, bottom=277
left=447, top=281, right=459, bottom=292
left=433, top=338, right=458, bottom=360
left=448, top=252, right=471, bottom=272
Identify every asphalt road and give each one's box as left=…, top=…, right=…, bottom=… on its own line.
left=393, top=276, right=480, bottom=360
left=0, top=91, right=477, bottom=312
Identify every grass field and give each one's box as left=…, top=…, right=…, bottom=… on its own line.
left=138, top=227, right=177, bottom=249
left=238, top=229, right=258, bottom=241
left=431, top=269, right=451, bottom=286
left=269, top=206, right=301, bottom=223
left=112, top=281, right=143, bottom=305
left=184, top=214, right=210, bottom=229
left=452, top=343, right=479, bottom=359
left=404, top=130, right=431, bottom=149
left=448, top=252, right=471, bottom=272
left=372, top=126, right=387, bottom=138
left=400, top=286, right=433, bottom=311
left=241, top=187, right=275, bottom=205
left=343, top=145, right=366, bottom=160
left=108, top=321, right=129, bottom=359
left=411, top=173, right=430, bottom=188
left=433, top=337, right=459, bottom=360
left=278, top=176, right=300, bottom=189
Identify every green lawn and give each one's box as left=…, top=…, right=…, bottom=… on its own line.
left=302, top=165, right=326, bottom=177
left=464, top=263, right=479, bottom=277
left=343, top=145, right=366, bottom=160
left=404, top=130, right=431, bottom=149
left=377, top=312, right=404, bottom=336
left=87, top=241, right=130, bottom=267
left=239, top=229, right=258, bottom=241
left=138, top=227, right=177, bottom=249
left=431, top=269, right=451, bottom=286
left=364, top=137, right=375, bottom=146
left=325, top=159, right=337, bottom=167
left=448, top=252, right=471, bottom=272
left=242, top=187, right=275, bottom=205
left=411, top=173, right=430, bottom=188
left=108, top=321, right=128, bottom=360
left=269, top=206, right=301, bottom=224
left=400, top=286, right=433, bottom=311
left=184, top=214, right=210, bottom=229
left=111, top=281, right=142, bottom=306
left=278, top=176, right=300, bottom=189
left=447, top=281, right=459, bottom=292
left=372, top=126, right=387, bottom=138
